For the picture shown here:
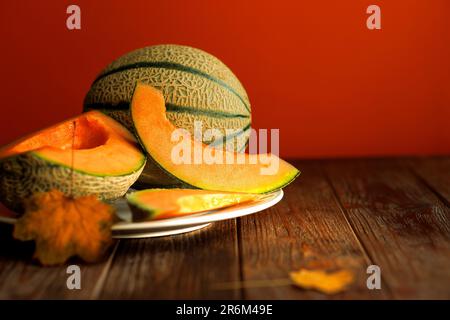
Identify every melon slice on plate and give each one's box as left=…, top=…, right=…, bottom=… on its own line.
left=0, top=111, right=146, bottom=212
left=131, top=83, right=299, bottom=194
left=127, top=189, right=263, bottom=221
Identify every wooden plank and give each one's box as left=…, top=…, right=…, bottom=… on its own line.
left=236, top=161, right=388, bottom=299
left=100, top=220, right=241, bottom=299
left=0, top=223, right=115, bottom=299
left=324, top=159, right=450, bottom=299
left=1, top=158, right=448, bottom=299
left=406, top=157, right=450, bottom=205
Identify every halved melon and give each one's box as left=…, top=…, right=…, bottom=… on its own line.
left=0, top=111, right=146, bottom=212
left=131, top=83, right=299, bottom=193
left=127, top=189, right=263, bottom=221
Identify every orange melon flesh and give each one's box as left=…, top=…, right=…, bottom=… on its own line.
left=127, top=189, right=263, bottom=221
left=131, top=83, right=299, bottom=193
left=0, top=111, right=145, bottom=176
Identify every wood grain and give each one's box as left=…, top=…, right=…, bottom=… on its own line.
left=237, top=161, right=389, bottom=299
left=0, top=223, right=115, bottom=299
left=405, top=157, right=450, bottom=205
left=0, top=158, right=449, bottom=299
left=324, top=159, right=450, bottom=299
left=99, top=220, right=241, bottom=299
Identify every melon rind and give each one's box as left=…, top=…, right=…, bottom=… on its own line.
left=0, top=152, right=146, bottom=212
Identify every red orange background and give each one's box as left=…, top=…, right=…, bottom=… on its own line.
left=0, top=0, right=449, bottom=157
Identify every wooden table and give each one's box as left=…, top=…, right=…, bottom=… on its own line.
left=0, top=157, right=449, bottom=299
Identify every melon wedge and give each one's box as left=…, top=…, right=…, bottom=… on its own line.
left=131, top=83, right=299, bottom=193
left=127, top=189, right=263, bottom=221
left=0, top=111, right=146, bottom=212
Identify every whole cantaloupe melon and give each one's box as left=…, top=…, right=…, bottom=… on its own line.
left=84, top=44, right=251, bottom=154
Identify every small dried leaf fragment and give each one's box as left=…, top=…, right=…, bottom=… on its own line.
left=290, top=268, right=354, bottom=294
left=13, top=189, right=115, bottom=266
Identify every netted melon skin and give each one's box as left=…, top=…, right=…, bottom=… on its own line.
left=92, top=44, right=250, bottom=109
left=83, top=45, right=251, bottom=152
left=0, top=153, right=145, bottom=213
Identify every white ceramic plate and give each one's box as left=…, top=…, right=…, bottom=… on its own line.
left=0, top=189, right=283, bottom=238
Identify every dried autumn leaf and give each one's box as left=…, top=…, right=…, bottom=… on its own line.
left=290, top=268, right=354, bottom=294
left=13, top=189, right=116, bottom=266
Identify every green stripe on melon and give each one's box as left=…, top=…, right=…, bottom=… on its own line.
left=93, top=61, right=250, bottom=113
